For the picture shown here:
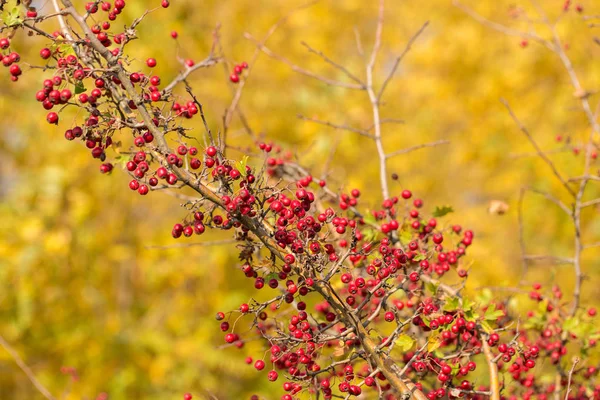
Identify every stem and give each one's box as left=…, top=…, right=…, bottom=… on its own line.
left=366, top=0, right=390, bottom=201
left=0, top=335, right=56, bottom=400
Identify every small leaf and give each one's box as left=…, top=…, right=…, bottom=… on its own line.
left=362, top=229, right=377, bottom=243
left=3, top=6, right=22, bottom=27
left=399, top=230, right=412, bottom=244
left=413, top=253, right=426, bottom=262
left=433, top=205, right=453, bottom=218
left=237, top=155, right=249, bottom=176
left=428, top=333, right=442, bottom=352
left=425, top=281, right=438, bottom=295
left=480, top=320, right=494, bottom=333
left=443, top=297, right=460, bottom=312
left=57, top=43, right=76, bottom=56
left=113, top=154, right=130, bottom=167
left=396, top=334, right=415, bottom=352
left=563, top=317, right=579, bottom=334
left=74, top=80, right=86, bottom=94
left=265, top=272, right=279, bottom=281
left=462, top=297, right=475, bottom=313
left=363, top=212, right=377, bottom=226
left=484, top=304, right=505, bottom=321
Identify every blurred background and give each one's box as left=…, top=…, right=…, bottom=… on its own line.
left=0, top=0, right=599, bottom=398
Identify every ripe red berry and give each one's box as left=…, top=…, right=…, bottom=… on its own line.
left=183, top=394, right=192, bottom=400
left=171, top=31, right=178, bottom=38
left=146, top=58, right=157, bottom=67
left=230, top=73, right=240, bottom=83
left=9, top=64, right=21, bottom=76
left=254, top=360, right=265, bottom=370
left=46, top=112, right=59, bottom=124
left=40, top=48, right=52, bottom=59
left=589, top=308, right=597, bottom=317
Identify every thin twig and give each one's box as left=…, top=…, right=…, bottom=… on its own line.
left=385, top=140, right=449, bottom=159
left=244, top=33, right=364, bottom=90
left=377, top=21, right=429, bottom=102
left=564, top=358, right=580, bottom=400
left=301, top=41, right=365, bottom=86
left=501, top=98, right=576, bottom=197
left=0, top=335, right=56, bottom=400
left=146, top=239, right=238, bottom=250
left=297, top=115, right=374, bottom=138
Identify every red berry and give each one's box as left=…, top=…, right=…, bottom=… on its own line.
left=254, top=360, right=265, bottom=370
left=230, top=73, right=240, bottom=83
left=46, top=112, right=59, bottom=124
left=146, top=58, right=157, bottom=67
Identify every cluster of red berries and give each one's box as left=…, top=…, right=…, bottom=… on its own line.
left=229, top=61, right=248, bottom=83
left=1, top=37, right=22, bottom=82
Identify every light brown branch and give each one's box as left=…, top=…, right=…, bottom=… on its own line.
left=0, top=335, right=56, bottom=400
left=501, top=98, right=576, bottom=197
left=297, top=114, right=374, bottom=138
left=378, top=21, right=429, bottom=101
left=385, top=140, right=450, bottom=159
left=243, top=33, right=364, bottom=90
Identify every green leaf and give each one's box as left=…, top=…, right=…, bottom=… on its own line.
left=113, top=154, right=130, bottom=167
left=74, top=80, right=86, bottom=94
left=362, top=228, right=377, bottom=243
left=396, top=334, right=414, bottom=352
left=2, top=7, right=22, bottom=27
left=443, top=297, right=460, bottom=312
left=484, top=304, right=505, bottom=321
left=57, top=43, right=76, bottom=57
left=237, top=155, right=249, bottom=176
left=425, top=281, right=438, bottom=294
left=363, top=212, right=377, bottom=226
left=462, top=297, right=475, bottom=313
left=480, top=320, right=494, bottom=333
left=399, top=230, right=412, bottom=244
left=413, top=253, right=426, bottom=262
left=433, top=205, right=454, bottom=218
left=428, top=333, right=442, bottom=352
left=563, top=317, right=579, bottom=333
left=265, top=272, right=279, bottom=281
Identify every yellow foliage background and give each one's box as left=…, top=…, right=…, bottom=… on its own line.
left=0, top=0, right=599, bottom=399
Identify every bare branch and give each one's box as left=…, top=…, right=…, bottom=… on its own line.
left=564, top=358, right=580, bottom=400
left=297, top=114, right=374, bottom=138
left=146, top=239, right=238, bottom=250
left=378, top=21, right=429, bottom=101
left=0, top=335, right=56, bottom=400
left=301, top=41, right=365, bottom=86
left=523, top=254, right=574, bottom=265
left=385, top=140, right=450, bottom=159
left=244, top=33, right=364, bottom=90
left=501, top=98, right=576, bottom=197
left=453, top=0, right=555, bottom=51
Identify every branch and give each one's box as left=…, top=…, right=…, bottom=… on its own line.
left=564, top=358, right=580, bottom=400
left=162, top=55, right=220, bottom=93
left=377, top=21, right=429, bottom=101
left=453, top=0, right=555, bottom=51
left=243, top=33, right=364, bottom=90
left=297, top=114, right=374, bottom=138
left=501, top=98, right=576, bottom=197
left=301, top=41, right=365, bottom=86
left=385, top=140, right=449, bottom=159
left=0, top=335, right=57, bottom=400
